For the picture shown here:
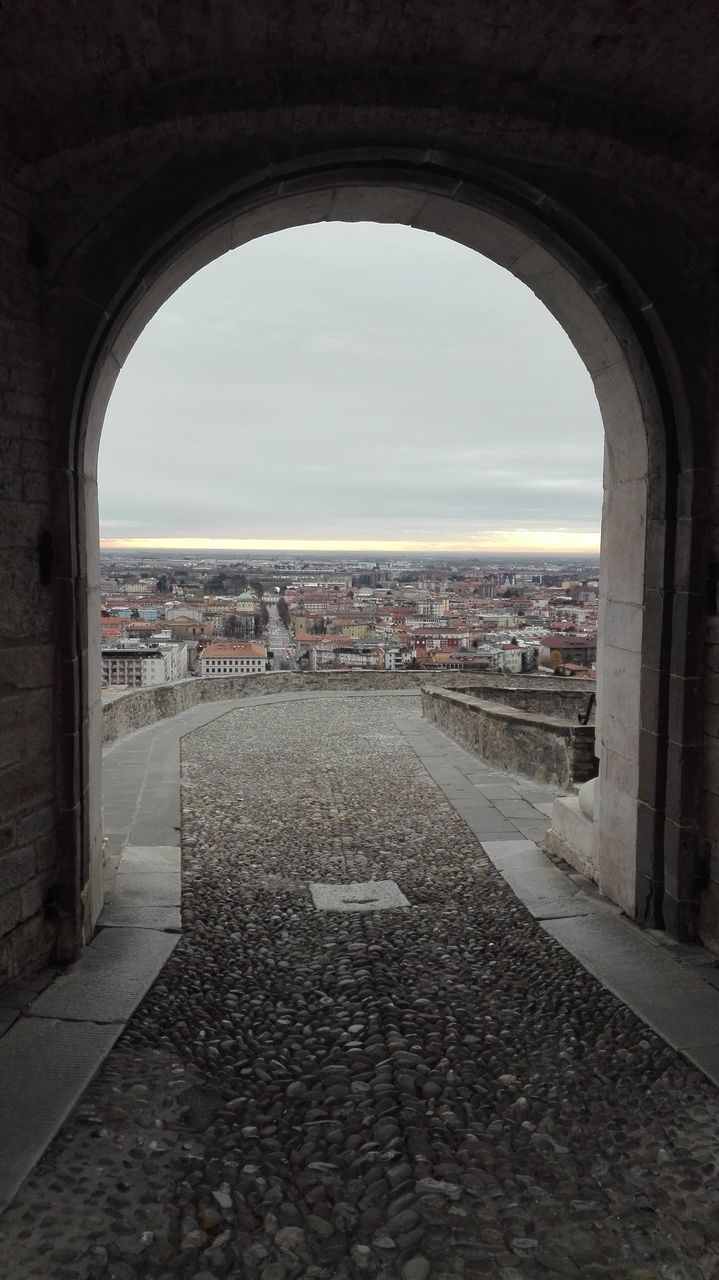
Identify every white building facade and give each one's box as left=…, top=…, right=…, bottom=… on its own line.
left=199, top=643, right=268, bottom=677
left=101, top=635, right=189, bottom=688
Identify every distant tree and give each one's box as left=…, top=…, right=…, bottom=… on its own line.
left=550, top=649, right=563, bottom=671
left=277, top=597, right=291, bottom=627
left=205, top=573, right=227, bottom=593
left=259, top=602, right=269, bottom=627
left=224, top=613, right=239, bottom=637
left=250, top=579, right=264, bottom=596
left=131, top=608, right=140, bottom=619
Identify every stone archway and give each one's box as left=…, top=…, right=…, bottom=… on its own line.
left=56, top=151, right=699, bottom=952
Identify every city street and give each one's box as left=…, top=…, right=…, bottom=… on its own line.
left=266, top=600, right=296, bottom=671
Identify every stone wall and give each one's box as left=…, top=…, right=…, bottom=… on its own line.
left=700, top=618, right=719, bottom=945
left=422, top=687, right=597, bottom=791
left=0, top=175, right=59, bottom=987
left=445, top=682, right=595, bottom=720
left=100, top=671, right=586, bottom=744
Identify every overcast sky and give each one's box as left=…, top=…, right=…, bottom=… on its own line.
left=99, top=221, right=604, bottom=553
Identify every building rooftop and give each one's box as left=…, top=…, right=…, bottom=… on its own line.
left=200, top=643, right=267, bottom=659
left=540, top=634, right=597, bottom=648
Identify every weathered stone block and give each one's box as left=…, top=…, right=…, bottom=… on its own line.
left=14, top=804, right=52, bottom=846
left=0, top=754, right=53, bottom=815
left=19, top=873, right=52, bottom=922
left=0, top=643, right=53, bottom=693
left=0, top=912, right=52, bottom=983
left=0, top=846, right=36, bottom=895
left=0, top=889, right=21, bottom=940
left=544, top=796, right=598, bottom=882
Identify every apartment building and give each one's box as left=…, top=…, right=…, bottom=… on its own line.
left=199, top=643, right=268, bottom=677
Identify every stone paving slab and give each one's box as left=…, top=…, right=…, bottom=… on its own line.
left=452, top=807, right=519, bottom=834
left=473, top=783, right=523, bottom=799
left=0, top=1016, right=122, bottom=1210
left=310, top=880, right=411, bottom=912
left=481, top=839, right=597, bottom=919
left=100, top=903, right=182, bottom=930
left=494, top=797, right=545, bottom=818
left=29, top=927, right=179, bottom=1024
left=118, top=845, right=181, bottom=872
left=111, top=870, right=181, bottom=904
left=513, top=818, right=554, bottom=839
left=129, top=809, right=181, bottom=847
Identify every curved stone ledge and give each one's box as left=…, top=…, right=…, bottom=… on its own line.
left=101, top=670, right=593, bottom=745
left=421, top=685, right=597, bottom=790
left=100, top=670, right=467, bottom=743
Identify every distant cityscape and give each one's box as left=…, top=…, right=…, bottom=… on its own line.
left=100, top=549, right=599, bottom=693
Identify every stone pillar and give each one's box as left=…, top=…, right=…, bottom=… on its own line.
left=0, top=177, right=62, bottom=982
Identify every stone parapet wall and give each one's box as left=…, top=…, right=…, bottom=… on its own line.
left=100, top=671, right=588, bottom=744
left=422, top=687, right=597, bottom=791
left=445, top=681, right=595, bottom=721
left=101, top=670, right=479, bottom=743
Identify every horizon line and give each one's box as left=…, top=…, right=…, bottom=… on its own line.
left=101, top=534, right=601, bottom=554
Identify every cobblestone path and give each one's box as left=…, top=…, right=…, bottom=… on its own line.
left=2, top=695, right=719, bottom=1280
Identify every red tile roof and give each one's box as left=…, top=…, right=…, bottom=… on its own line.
left=201, top=643, right=267, bottom=659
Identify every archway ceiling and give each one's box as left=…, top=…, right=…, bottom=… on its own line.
left=0, top=1, right=718, bottom=168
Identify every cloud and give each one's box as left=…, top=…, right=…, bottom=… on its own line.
left=99, top=222, right=603, bottom=550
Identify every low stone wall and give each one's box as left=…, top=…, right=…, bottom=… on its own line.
left=421, top=686, right=597, bottom=791
left=446, top=681, right=595, bottom=721
left=101, top=670, right=598, bottom=753
left=101, top=670, right=485, bottom=743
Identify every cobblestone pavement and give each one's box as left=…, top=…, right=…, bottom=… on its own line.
left=2, top=695, right=719, bottom=1280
